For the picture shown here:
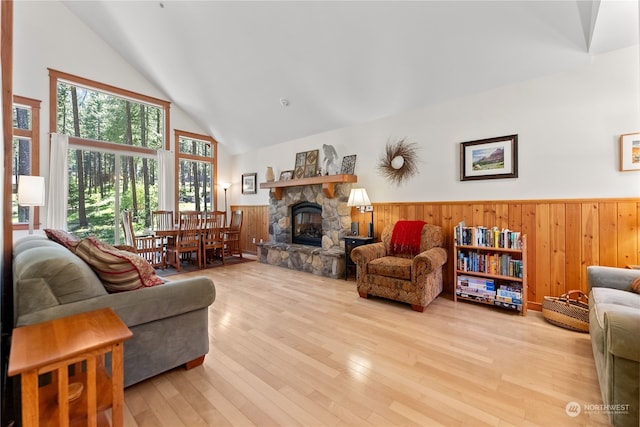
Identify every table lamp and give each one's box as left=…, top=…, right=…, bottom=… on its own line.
left=18, top=175, right=45, bottom=234
left=347, top=188, right=374, bottom=237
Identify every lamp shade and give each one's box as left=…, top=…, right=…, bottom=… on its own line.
left=347, top=188, right=371, bottom=207
left=220, top=182, right=231, bottom=190
left=18, top=175, right=45, bottom=206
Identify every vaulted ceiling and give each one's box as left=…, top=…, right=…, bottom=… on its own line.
left=62, top=1, right=639, bottom=155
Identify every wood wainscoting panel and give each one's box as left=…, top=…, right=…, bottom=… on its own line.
left=242, top=198, right=640, bottom=310
left=348, top=198, right=640, bottom=311
left=230, top=205, right=269, bottom=256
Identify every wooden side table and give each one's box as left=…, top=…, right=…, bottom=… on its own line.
left=343, top=236, right=374, bottom=280
left=8, top=308, right=133, bottom=427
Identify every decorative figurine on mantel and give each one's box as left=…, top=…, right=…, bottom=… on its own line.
left=323, top=144, right=340, bottom=175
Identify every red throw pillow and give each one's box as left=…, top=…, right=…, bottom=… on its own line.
left=75, top=237, right=163, bottom=293
left=44, top=228, right=81, bottom=251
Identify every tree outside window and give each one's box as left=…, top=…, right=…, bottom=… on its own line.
left=51, top=69, right=169, bottom=243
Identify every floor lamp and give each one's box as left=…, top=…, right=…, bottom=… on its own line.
left=18, top=175, right=46, bottom=234
left=220, top=182, right=231, bottom=224
left=347, top=188, right=374, bottom=237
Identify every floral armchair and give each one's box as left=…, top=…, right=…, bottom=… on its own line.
left=350, top=221, right=447, bottom=312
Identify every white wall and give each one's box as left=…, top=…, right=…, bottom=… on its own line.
left=13, top=1, right=224, bottom=223
left=232, top=45, right=640, bottom=205
left=14, top=1, right=640, bottom=210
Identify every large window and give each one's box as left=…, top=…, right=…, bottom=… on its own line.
left=176, top=130, right=217, bottom=213
left=12, top=96, right=40, bottom=230
left=50, top=69, right=170, bottom=243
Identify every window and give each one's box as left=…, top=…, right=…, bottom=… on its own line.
left=50, top=69, right=170, bottom=243
left=176, top=130, right=217, bottom=213
left=12, top=96, right=41, bottom=230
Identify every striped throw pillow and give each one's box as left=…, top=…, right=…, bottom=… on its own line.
left=75, top=237, right=163, bottom=293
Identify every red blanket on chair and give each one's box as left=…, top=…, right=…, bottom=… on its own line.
left=390, top=220, right=426, bottom=256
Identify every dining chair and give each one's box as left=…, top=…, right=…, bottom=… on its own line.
left=152, top=210, right=174, bottom=232
left=223, top=209, right=243, bottom=259
left=121, top=210, right=164, bottom=267
left=151, top=210, right=175, bottom=268
left=201, top=210, right=227, bottom=266
left=166, top=211, right=202, bottom=271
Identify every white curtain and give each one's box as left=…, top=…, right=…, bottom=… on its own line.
left=157, top=149, right=175, bottom=211
left=46, top=133, right=69, bottom=229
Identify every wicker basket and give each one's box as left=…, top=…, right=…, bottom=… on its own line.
left=542, top=290, right=589, bottom=333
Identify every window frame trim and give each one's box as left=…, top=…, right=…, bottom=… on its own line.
left=48, top=68, right=171, bottom=152
left=12, top=94, right=41, bottom=231
left=175, top=129, right=218, bottom=214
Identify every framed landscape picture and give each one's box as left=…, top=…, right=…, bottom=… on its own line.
left=242, top=172, right=257, bottom=194
left=460, top=135, right=518, bottom=181
left=619, top=132, right=640, bottom=171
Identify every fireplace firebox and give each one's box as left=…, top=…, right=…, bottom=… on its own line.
left=291, top=202, right=322, bottom=246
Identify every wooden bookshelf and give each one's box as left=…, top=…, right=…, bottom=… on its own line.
left=453, top=224, right=527, bottom=315
left=259, top=174, right=357, bottom=200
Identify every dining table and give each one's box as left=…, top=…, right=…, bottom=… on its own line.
left=152, top=225, right=179, bottom=269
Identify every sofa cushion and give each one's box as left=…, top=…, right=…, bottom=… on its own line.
left=18, top=278, right=59, bottom=315
left=13, top=237, right=61, bottom=257
left=591, top=287, right=640, bottom=310
left=13, top=246, right=106, bottom=307
left=589, top=287, right=640, bottom=355
left=44, top=228, right=81, bottom=251
left=368, top=256, right=412, bottom=280
left=75, top=237, right=163, bottom=293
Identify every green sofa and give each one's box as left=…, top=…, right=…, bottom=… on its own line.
left=12, top=235, right=216, bottom=387
left=587, top=266, right=640, bottom=427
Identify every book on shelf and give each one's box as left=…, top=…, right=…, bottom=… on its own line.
left=457, top=251, right=523, bottom=278
left=457, top=275, right=495, bottom=291
left=493, top=300, right=521, bottom=310
left=454, top=221, right=522, bottom=249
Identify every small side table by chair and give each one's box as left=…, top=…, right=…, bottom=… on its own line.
left=343, top=236, right=374, bottom=280
left=9, top=308, right=133, bottom=427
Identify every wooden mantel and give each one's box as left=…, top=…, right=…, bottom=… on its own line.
left=259, top=174, right=357, bottom=200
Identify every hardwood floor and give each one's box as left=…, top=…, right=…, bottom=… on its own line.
left=121, top=261, right=610, bottom=426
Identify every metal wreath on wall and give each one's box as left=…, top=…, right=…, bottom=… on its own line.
left=377, top=137, right=420, bottom=185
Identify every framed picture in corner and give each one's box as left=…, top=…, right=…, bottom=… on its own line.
left=619, top=132, right=640, bottom=171
left=242, top=173, right=257, bottom=194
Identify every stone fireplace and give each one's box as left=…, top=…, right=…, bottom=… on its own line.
left=257, top=182, right=353, bottom=278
